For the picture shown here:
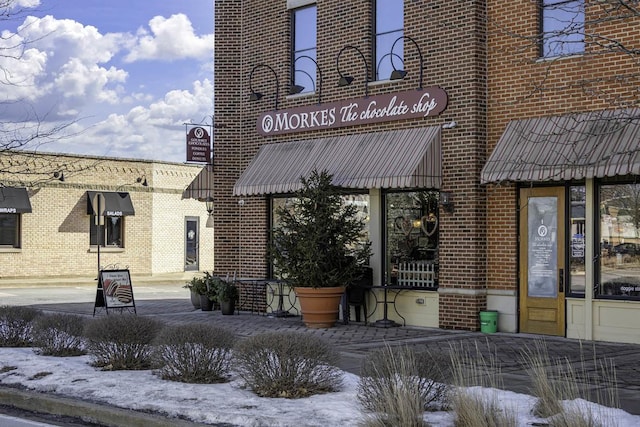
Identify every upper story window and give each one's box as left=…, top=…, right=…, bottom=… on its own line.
left=291, top=5, right=317, bottom=95
left=540, top=0, right=585, bottom=58
left=374, top=0, right=404, bottom=81
left=0, top=214, right=21, bottom=248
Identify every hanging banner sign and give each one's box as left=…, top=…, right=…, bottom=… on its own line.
left=186, top=126, right=211, bottom=163
left=256, top=87, right=448, bottom=136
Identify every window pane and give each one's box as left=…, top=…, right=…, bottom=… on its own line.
left=292, top=6, right=317, bottom=94
left=541, top=0, right=584, bottom=57
left=0, top=214, right=18, bottom=247
left=598, top=183, right=640, bottom=298
left=569, top=186, right=586, bottom=295
left=385, top=191, right=439, bottom=288
left=90, top=215, right=123, bottom=248
left=376, top=0, right=404, bottom=34
left=106, top=216, right=122, bottom=247
left=271, top=194, right=370, bottom=275
left=376, top=30, right=403, bottom=81
left=375, top=0, right=404, bottom=81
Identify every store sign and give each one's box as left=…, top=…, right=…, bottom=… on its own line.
left=256, top=87, right=448, bottom=136
left=0, top=207, right=17, bottom=213
left=186, top=126, right=211, bottom=163
left=527, top=197, right=558, bottom=298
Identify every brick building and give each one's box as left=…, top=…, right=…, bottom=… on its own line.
left=1, top=152, right=214, bottom=280
left=211, top=0, right=640, bottom=343
left=484, top=1, right=640, bottom=344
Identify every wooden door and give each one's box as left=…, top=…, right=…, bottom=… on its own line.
left=519, top=187, right=566, bottom=336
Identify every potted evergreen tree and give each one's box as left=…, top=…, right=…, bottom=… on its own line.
left=270, top=169, right=371, bottom=328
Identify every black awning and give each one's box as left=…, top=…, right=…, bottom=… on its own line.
left=0, top=187, right=32, bottom=213
left=86, top=191, right=135, bottom=217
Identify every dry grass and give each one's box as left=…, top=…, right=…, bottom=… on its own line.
left=448, top=340, right=517, bottom=427
left=357, top=344, right=449, bottom=427
left=521, top=339, right=619, bottom=421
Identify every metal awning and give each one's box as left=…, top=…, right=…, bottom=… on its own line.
left=233, top=127, right=441, bottom=196
left=482, top=109, right=640, bottom=183
left=0, top=187, right=32, bottom=213
left=86, top=191, right=135, bottom=216
left=182, top=164, right=214, bottom=200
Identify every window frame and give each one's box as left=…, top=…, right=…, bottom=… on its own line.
left=383, top=189, right=439, bottom=289
left=290, top=4, right=317, bottom=95
left=538, top=0, right=585, bottom=58
left=0, top=213, right=21, bottom=249
left=595, top=178, right=640, bottom=301
left=373, top=0, right=404, bottom=82
left=90, top=214, right=125, bottom=248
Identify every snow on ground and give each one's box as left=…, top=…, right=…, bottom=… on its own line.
left=0, top=348, right=638, bottom=426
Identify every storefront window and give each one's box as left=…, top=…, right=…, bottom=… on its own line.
left=90, top=215, right=124, bottom=248
left=385, top=191, right=438, bottom=288
left=598, top=183, right=640, bottom=299
left=0, top=214, right=20, bottom=248
left=569, top=186, right=586, bottom=295
left=271, top=193, right=370, bottom=273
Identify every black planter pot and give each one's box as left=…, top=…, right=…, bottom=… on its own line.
left=220, top=300, right=236, bottom=315
left=200, top=295, right=214, bottom=311
left=190, top=290, right=201, bottom=309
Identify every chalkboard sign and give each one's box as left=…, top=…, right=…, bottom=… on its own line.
left=93, top=269, right=136, bottom=315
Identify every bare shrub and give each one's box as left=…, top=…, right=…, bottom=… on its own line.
left=357, top=344, right=449, bottom=426
left=234, top=331, right=342, bottom=398
left=154, top=323, right=236, bottom=383
left=0, top=305, right=40, bottom=347
left=32, top=313, right=87, bottom=356
left=84, top=314, right=163, bottom=370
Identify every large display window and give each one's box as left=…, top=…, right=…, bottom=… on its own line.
left=385, top=190, right=439, bottom=288
left=598, top=182, right=640, bottom=299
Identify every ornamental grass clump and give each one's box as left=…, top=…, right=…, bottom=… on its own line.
left=154, top=323, right=236, bottom=383
left=84, top=314, right=163, bottom=370
left=358, top=345, right=450, bottom=427
left=32, top=313, right=87, bottom=356
left=234, top=331, right=342, bottom=398
left=0, top=305, right=40, bottom=347
left=449, top=341, right=518, bottom=427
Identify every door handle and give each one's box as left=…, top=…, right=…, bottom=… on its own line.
left=559, top=268, right=564, bottom=293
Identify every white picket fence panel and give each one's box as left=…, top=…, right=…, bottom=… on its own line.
left=397, top=262, right=435, bottom=287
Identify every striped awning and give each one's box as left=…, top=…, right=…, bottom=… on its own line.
left=0, top=187, right=32, bottom=213
left=182, top=164, right=214, bottom=200
left=482, top=109, right=640, bottom=183
left=233, top=127, right=441, bottom=196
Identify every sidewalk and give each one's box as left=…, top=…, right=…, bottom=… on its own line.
left=1, top=275, right=639, bottom=424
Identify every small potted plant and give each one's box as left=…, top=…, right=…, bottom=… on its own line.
left=216, top=277, right=239, bottom=315
left=183, top=277, right=202, bottom=309
left=270, top=169, right=371, bottom=328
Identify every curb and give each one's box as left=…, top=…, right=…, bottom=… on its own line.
left=0, top=386, right=207, bottom=427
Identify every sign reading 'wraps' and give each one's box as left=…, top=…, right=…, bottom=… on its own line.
left=256, top=87, right=448, bottom=136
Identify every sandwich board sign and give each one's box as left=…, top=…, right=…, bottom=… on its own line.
left=93, top=269, right=136, bottom=315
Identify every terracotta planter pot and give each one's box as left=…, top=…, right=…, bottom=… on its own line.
left=294, top=286, right=345, bottom=328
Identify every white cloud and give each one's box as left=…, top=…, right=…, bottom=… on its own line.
left=124, top=13, right=214, bottom=62
left=45, top=79, right=214, bottom=162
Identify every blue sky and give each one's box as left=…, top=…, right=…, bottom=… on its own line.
left=1, top=0, right=214, bottom=162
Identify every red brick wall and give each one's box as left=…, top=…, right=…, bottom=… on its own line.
left=214, top=1, right=489, bottom=329
left=486, top=1, right=640, bottom=293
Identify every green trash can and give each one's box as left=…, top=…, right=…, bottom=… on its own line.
left=479, top=310, right=498, bottom=334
